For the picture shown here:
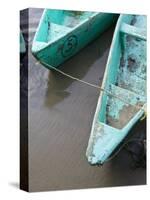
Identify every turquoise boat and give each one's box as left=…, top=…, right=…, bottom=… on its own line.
left=86, top=14, right=147, bottom=165
left=20, top=32, right=26, bottom=54
left=32, top=9, right=118, bottom=68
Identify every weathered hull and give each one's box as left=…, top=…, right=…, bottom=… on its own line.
left=32, top=9, right=118, bottom=68
left=86, top=14, right=147, bottom=165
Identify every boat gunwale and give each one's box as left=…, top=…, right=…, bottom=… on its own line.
left=31, top=9, right=110, bottom=54
left=90, top=14, right=123, bottom=134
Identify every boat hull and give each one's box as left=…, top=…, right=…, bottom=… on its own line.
left=32, top=10, right=118, bottom=68
left=86, top=14, right=147, bottom=165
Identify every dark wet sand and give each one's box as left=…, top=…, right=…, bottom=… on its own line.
left=21, top=8, right=146, bottom=192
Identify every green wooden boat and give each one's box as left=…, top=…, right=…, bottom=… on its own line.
left=20, top=32, right=26, bottom=54
left=86, top=14, right=147, bottom=165
left=32, top=9, right=118, bottom=68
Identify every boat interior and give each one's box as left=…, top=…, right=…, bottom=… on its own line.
left=35, top=10, right=95, bottom=43
left=99, top=15, right=146, bottom=129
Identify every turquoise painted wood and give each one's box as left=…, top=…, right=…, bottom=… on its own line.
left=32, top=9, right=118, bottom=68
left=20, top=32, right=26, bottom=53
left=86, top=14, right=147, bottom=165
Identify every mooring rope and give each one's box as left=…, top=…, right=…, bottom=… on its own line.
left=35, top=60, right=146, bottom=117
left=35, top=60, right=146, bottom=163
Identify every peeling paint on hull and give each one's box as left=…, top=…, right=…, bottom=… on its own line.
left=31, top=9, right=118, bottom=68
left=86, top=14, right=147, bottom=165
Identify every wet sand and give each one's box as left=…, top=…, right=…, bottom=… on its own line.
left=21, top=8, right=146, bottom=192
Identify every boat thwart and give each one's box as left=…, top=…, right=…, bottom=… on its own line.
left=86, top=14, right=147, bottom=165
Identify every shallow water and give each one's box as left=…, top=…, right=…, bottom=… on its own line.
left=20, top=8, right=146, bottom=192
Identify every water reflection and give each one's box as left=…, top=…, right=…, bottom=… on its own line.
left=44, top=26, right=115, bottom=108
